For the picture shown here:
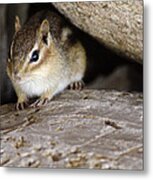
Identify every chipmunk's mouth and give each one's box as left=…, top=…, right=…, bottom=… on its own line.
left=16, top=76, right=38, bottom=86
left=13, top=76, right=28, bottom=85
left=16, top=78, right=30, bottom=85
left=13, top=73, right=32, bottom=85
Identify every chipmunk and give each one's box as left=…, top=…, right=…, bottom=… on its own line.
left=7, top=11, right=86, bottom=110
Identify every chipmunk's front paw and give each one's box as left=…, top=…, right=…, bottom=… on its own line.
left=16, top=94, right=28, bottom=110
left=30, top=98, right=50, bottom=108
left=68, top=80, right=85, bottom=90
left=30, top=91, right=53, bottom=108
left=16, top=101, right=28, bottom=110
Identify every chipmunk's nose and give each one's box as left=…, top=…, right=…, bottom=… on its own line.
left=14, top=70, right=21, bottom=81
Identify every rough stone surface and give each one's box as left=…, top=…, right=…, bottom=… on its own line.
left=53, top=0, right=143, bottom=63
left=0, top=90, right=143, bottom=170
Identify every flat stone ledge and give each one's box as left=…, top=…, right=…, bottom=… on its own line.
left=0, top=90, right=143, bottom=170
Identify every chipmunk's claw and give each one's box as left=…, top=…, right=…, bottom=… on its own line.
left=68, top=80, right=85, bottom=90
left=16, top=101, right=28, bottom=110
left=30, top=98, right=50, bottom=108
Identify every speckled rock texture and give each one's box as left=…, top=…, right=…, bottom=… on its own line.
left=53, top=0, right=143, bottom=63
left=0, top=90, right=143, bottom=170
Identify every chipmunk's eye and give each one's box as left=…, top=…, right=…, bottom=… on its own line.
left=30, top=50, right=39, bottom=63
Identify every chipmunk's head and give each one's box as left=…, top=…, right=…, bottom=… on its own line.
left=7, top=16, right=54, bottom=84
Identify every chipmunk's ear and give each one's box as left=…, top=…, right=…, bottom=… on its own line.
left=39, top=19, right=50, bottom=45
left=15, top=16, right=21, bottom=33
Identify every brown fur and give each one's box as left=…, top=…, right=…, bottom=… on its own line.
left=7, top=10, right=87, bottom=110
